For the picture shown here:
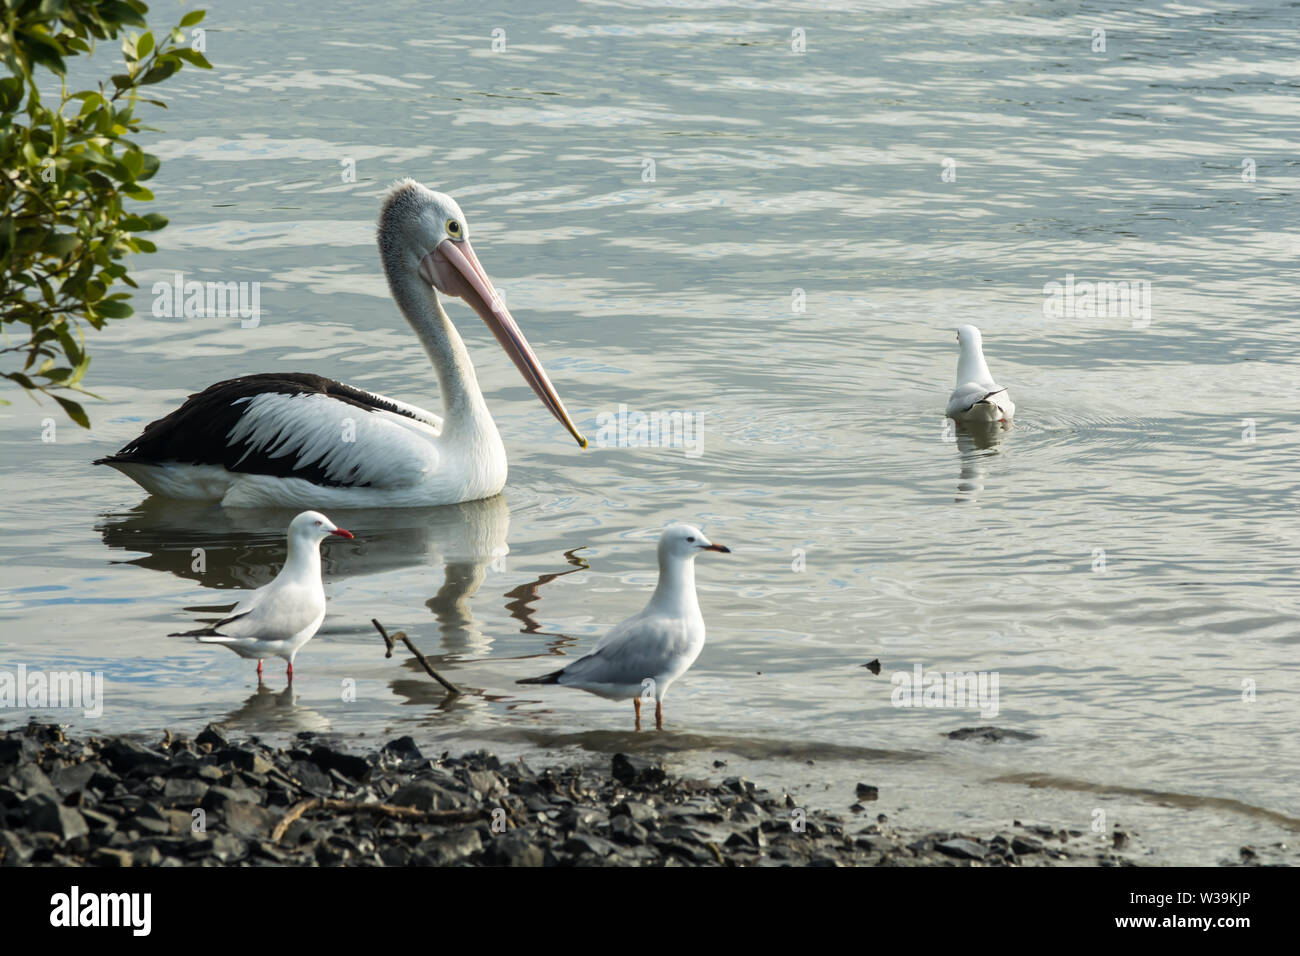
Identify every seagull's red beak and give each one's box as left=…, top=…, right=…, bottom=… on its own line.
left=702, top=543, right=731, bottom=553
left=421, top=238, right=587, bottom=449
left=331, top=528, right=354, bottom=539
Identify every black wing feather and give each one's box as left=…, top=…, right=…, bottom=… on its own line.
left=94, top=373, right=425, bottom=487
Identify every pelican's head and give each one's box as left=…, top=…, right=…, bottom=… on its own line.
left=289, top=510, right=354, bottom=542
left=378, top=179, right=587, bottom=448
left=659, top=522, right=730, bottom=561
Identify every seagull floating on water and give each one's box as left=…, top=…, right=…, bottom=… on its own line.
left=96, top=179, right=586, bottom=508
left=170, top=511, right=353, bottom=681
left=946, top=324, right=1014, bottom=426
left=517, top=523, right=729, bottom=731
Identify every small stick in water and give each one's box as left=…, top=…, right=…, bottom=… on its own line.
left=372, top=618, right=463, bottom=696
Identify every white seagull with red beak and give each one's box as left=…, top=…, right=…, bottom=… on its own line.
left=171, top=511, right=354, bottom=682
left=96, top=179, right=587, bottom=508
left=517, top=523, right=730, bottom=731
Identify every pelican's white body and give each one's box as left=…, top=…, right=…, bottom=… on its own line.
left=946, top=324, right=1014, bottom=424
left=189, top=511, right=347, bottom=668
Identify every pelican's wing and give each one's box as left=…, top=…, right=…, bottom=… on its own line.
left=96, top=373, right=443, bottom=489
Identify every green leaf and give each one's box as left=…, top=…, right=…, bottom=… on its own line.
left=179, top=11, right=207, bottom=28
left=94, top=300, right=134, bottom=319
left=172, top=48, right=213, bottom=69
left=137, top=32, right=155, bottom=59
left=53, top=394, right=91, bottom=428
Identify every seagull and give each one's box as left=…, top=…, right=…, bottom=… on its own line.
left=517, top=523, right=729, bottom=731
left=170, top=511, right=354, bottom=681
left=946, top=324, right=1015, bottom=425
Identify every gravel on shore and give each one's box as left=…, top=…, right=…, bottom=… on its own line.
left=1, top=721, right=1138, bottom=867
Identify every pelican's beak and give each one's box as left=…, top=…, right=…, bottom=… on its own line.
left=424, top=238, right=587, bottom=448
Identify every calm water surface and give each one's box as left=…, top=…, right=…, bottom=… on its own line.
left=2, top=0, right=1298, bottom=864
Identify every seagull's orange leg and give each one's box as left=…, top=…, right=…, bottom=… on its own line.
left=655, top=699, right=663, bottom=731
left=633, top=697, right=642, bottom=731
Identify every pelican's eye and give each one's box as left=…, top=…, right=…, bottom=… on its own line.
left=446, top=219, right=462, bottom=237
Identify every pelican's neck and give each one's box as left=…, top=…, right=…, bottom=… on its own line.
left=957, top=343, right=993, bottom=386
left=382, top=251, right=497, bottom=441
left=648, top=552, right=700, bottom=617
left=282, top=533, right=323, bottom=586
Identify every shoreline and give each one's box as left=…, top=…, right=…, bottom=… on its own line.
left=0, top=721, right=1150, bottom=867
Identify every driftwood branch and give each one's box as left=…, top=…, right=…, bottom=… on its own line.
left=372, top=618, right=463, bottom=696
left=272, top=797, right=484, bottom=842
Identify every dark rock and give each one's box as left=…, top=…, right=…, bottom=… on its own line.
left=390, top=780, right=466, bottom=811
left=611, top=753, right=665, bottom=786
left=935, top=838, right=988, bottom=860
left=945, top=726, right=1040, bottom=742
left=413, top=829, right=481, bottom=866
left=221, top=802, right=279, bottom=840
left=48, top=762, right=100, bottom=796
left=90, top=847, right=133, bottom=867
left=563, top=833, right=619, bottom=858
left=201, top=785, right=258, bottom=812
left=210, top=833, right=247, bottom=863
left=0, top=736, right=38, bottom=768
left=7, top=763, right=55, bottom=797
left=195, top=724, right=229, bottom=749
left=286, top=761, right=333, bottom=796
left=24, top=794, right=90, bottom=841
left=611, top=800, right=658, bottom=826
left=160, top=778, right=209, bottom=808
left=382, top=736, right=422, bottom=761
left=855, top=783, right=879, bottom=801
left=101, top=739, right=168, bottom=775
left=611, top=815, right=649, bottom=844
left=0, top=829, right=32, bottom=865
left=488, top=831, right=544, bottom=866
left=309, top=746, right=370, bottom=782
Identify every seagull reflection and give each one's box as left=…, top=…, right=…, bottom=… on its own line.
left=953, top=423, right=1006, bottom=501
left=214, top=681, right=332, bottom=734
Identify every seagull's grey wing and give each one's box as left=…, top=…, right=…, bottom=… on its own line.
left=562, top=614, right=686, bottom=687
left=947, top=381, right=1008, bottom=416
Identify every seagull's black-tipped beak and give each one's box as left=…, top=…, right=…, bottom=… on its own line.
left=702, top=543, right=730, bottom=553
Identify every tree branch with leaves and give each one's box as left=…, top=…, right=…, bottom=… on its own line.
left=0, top=0, right=210, bottom=426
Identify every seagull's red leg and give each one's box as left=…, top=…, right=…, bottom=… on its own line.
left=633, top=697, right=642, bottom=732
left=256, top=659, right=263, bottom=676
left=655, top=700, right=663, bottom=731
left=286, top=661, right=294, bottom=682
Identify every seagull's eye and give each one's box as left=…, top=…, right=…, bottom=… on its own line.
left=446, top=219, right=462, bottom=237
left=687, top=536, right=696, bottom=543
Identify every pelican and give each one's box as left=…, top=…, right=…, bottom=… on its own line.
left=517, top=523, right=730, bottom=731
left=946, top=324, right=1015, bottom=425
left=95, top=180, right=587, bottom=508
left=169, top=510, right=353, bottom=682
